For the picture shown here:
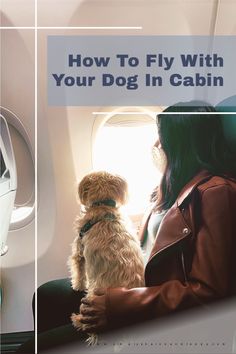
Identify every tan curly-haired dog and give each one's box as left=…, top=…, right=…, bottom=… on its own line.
left=68, top=171, right=145, bottom=344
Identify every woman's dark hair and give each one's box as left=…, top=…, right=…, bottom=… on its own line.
left=151, top=101, right=236, bottom=211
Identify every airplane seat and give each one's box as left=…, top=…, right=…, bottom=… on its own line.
left=216, top=95, right=236, bottom=152
left=0, top=114, right=17, bottom=257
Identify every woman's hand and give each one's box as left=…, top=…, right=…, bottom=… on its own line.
left=79, top=288, right=108, bottom=333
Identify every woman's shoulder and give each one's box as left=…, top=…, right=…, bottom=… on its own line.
left=197, top=174, right=236, bottom=194
left=196, top=176, right=236, bottom=214
left=177, top=170, right=236, bottom=207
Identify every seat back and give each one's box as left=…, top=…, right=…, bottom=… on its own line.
left=216, top=95, right=236, bottom=151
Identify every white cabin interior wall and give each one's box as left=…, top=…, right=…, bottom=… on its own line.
left=1, top=29, right=35, bottom=332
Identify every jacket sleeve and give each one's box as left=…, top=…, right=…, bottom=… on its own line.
left=105, top=184, right=236, bottom=327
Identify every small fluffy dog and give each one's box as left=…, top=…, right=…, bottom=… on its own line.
left=68, top=171, right=145, bottom=344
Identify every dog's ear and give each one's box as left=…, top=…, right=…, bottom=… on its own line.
left=78, top=175, right=91, bottom=206
left=111, top=174, right=129, bottom=205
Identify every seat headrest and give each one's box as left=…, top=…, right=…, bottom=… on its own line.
left=216, top=95, right=236, bottom=150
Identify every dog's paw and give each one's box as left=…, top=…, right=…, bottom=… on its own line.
left=71, top=313, right=83, bottom=329
left=71, top=313, right=92, bottom=335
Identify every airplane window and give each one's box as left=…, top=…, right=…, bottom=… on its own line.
left=0, top=108, right=35, bottom=230
left=8, top=124, right=35, bottom=229
left=93, top=113, right=161, bottom=224
left=11, top=206, right=34, bottom=224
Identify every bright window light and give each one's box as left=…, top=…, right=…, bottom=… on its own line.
left=11, top=206, right=34, bottom=224
left=93, top=123, right=161, bottom=215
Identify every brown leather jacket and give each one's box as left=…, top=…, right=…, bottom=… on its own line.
left=105, top=170, right=236, bottom=326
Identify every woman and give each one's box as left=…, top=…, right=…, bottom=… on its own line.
left=78, top=102, right=236, bottom=332
left=18, top=102, right=236, bottom=352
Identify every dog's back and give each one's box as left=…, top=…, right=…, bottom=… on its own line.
left=80, top=208, right=145, bottom=293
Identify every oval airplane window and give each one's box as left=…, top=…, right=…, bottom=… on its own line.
left=93, top=109, right=162, bottom=226
left=0, top=107, right=35, bottom=229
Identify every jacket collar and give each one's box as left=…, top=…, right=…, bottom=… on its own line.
left=139, top=170, right=212, bottom=246
left=176, top=170, right=213, bottom=206
left=146, top=170, right=215, bottom=266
